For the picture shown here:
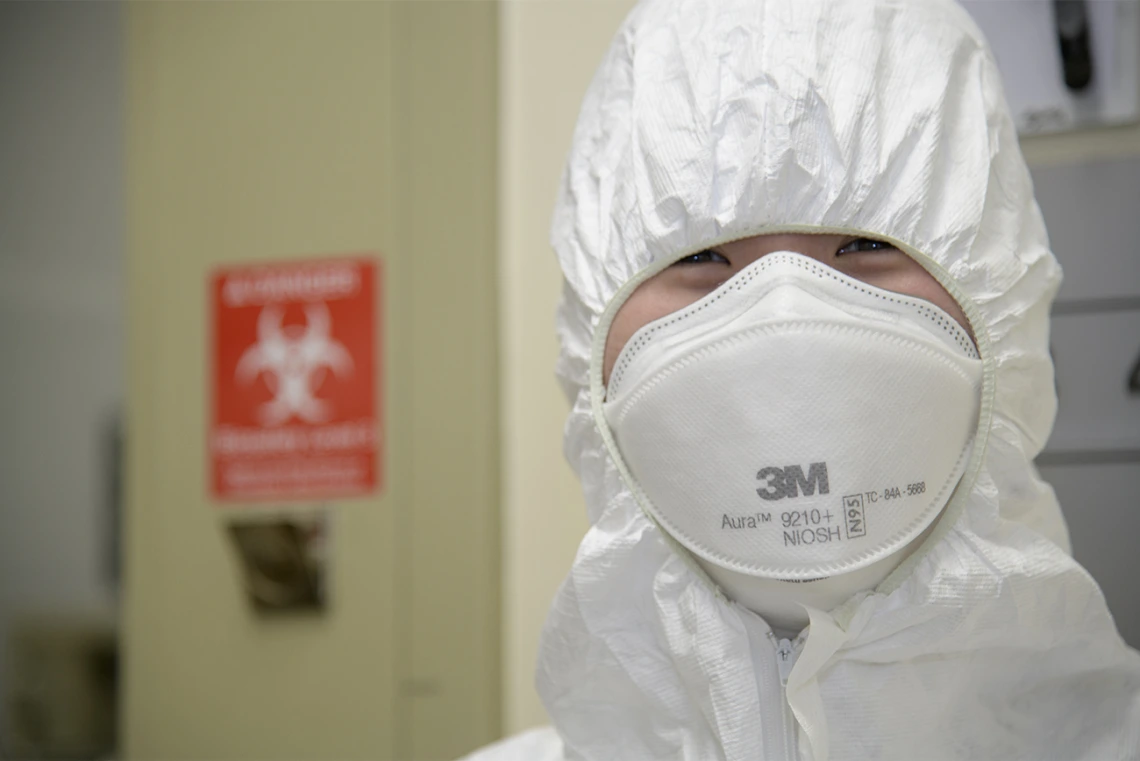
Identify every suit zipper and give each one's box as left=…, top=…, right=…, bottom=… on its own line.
left=774, top=636, right=802, bottom=760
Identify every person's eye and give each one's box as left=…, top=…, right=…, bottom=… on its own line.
left=836, top=237, right=897, bottom=255
left=673, top=249, right=730, bottom=266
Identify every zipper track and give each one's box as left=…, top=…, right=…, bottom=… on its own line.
left=771, top=632, right=804, bottom=761
left=781, top=686, right=796, bottom=761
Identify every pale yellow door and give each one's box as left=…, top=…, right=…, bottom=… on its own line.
left=124, top=3, right=500, bottom=759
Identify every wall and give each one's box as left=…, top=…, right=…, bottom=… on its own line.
left=497, top=0, right=1140, bottom=735
left=124, top=4, right=500, bottom=759
left=0, top=0, right=123, bottom=741
left=498, top=0, right=638, bottom=735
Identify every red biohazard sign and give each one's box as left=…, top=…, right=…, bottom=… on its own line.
left=210, top=257, right=380, bottom=501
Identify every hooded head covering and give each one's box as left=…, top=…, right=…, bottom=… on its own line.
left=466, top=0, right=1140, bottom=759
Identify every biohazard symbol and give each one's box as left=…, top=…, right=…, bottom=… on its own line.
left=235, top=302, right=353, bottom=425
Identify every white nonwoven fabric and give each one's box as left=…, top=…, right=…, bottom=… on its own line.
left=461, top=0, right=1140, bottom=759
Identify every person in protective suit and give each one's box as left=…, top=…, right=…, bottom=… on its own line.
left=464, top=0, right=1140, bottom=758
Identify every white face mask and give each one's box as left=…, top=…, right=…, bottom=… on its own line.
left=602, top=252, right=982, bottom=623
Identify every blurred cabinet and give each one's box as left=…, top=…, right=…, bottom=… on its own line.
left=124, top=4, right=500, bottom=759
left=1032, top=157, right=1140, bottom=647
left=1048, top=311, right=1140, bottom=454
left=1037, top=462, right=1140, bottom=645
left=1034, top=158, right=1140, bottom=305
left=5, top=618, right=116, bottom=759
left=961, top=1, right=1140, bottom=135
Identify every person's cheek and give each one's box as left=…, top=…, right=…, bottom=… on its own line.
left=604, top=296, right=655, bottom=386
left=602, top=319, right=631, bottom=386
left=604, top=280, right=682, bottom=385
left=897, top=273, right=973, bottom=337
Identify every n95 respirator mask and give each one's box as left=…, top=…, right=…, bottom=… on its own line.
left=602, top=252, right=982, bottom=587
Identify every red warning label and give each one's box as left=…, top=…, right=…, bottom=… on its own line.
left=210, top=257, right=380, bottom=501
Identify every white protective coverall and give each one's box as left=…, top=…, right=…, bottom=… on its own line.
left=465, top=0, right=1140, bottom=758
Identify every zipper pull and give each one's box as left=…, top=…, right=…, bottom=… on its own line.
left=775, top=638, right=798, bottom=685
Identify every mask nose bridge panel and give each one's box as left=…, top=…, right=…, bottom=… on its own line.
left=606, top=251, right=978, bottom=400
